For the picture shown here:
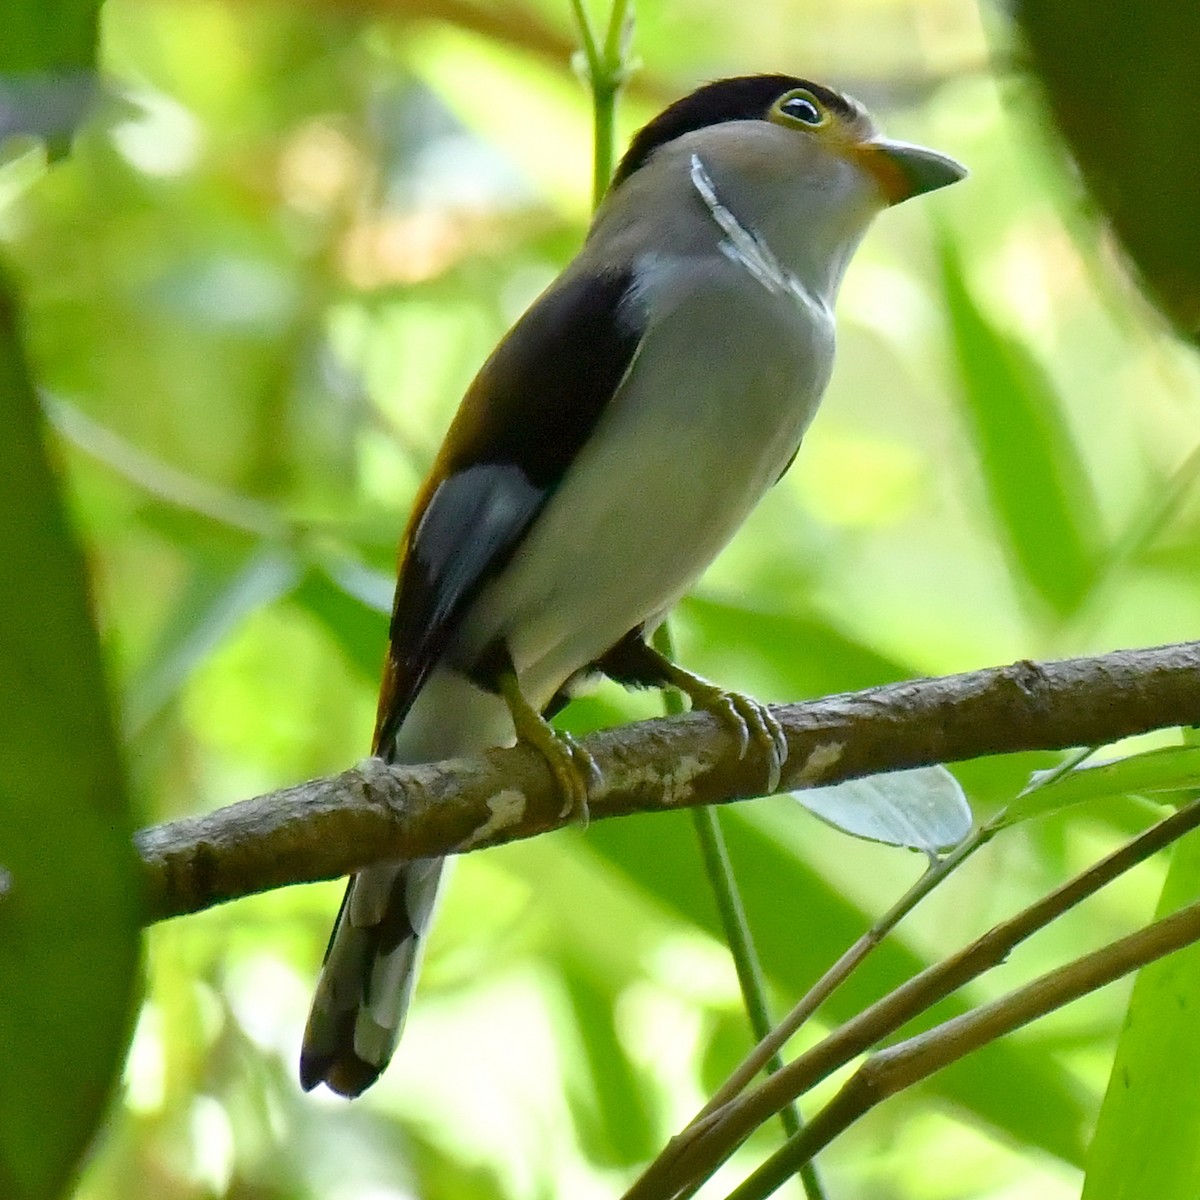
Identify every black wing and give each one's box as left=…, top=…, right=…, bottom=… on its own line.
left=372, top=266, right=644, bottom=753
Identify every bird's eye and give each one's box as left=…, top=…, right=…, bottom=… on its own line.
left=775, top=89, right=827, bottom=128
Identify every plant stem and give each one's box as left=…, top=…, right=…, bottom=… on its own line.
left=569, top=0, right=633, bottom=206
left=696, top=823, right=992, bottom=1125
left=623, top=795, right=1200, bottom=1200
left=652, top=627, right=824, bottom=1200
left=727, top=892, right=1200, bottom=1200
left=690, top=747, right=1098, bottom=1127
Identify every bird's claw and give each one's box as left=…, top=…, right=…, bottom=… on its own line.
left=501, top=666, right=600, bottom=828
left=692, top=685, right=787, bottom=794
left=548, top=731, right=601, bottom=827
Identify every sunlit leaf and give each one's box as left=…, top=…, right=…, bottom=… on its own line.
left=1082, top=833, right=1200, bottom=1198
left=0, top=270, right=140, bottom=1200
left=1016, top=2, right=1200, bottom=337
left=794, top=764, right=973, bottom=854
left=940, top=238, right=1100, bottom=618
left=1006, top=745, right=1200, bottom=825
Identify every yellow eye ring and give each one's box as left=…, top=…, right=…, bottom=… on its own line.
left=772, top=88, right=828, bottom=129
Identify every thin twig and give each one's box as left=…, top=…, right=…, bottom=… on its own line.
left=726, top=894, right=1200, bottom=1200
left=652, top=637, right=793, bottom=1082
left=621, top=795, right=1200, bottom=1200
left=690, top=744, right=1099, bottom=1127
left=694, top=824, right=992, bottom=1126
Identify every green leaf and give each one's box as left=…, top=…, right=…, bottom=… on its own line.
left=0, top=269, right=141, bottom=1200
left=794, top=765, right=973, bottom=854
left=1016, top=2, right=1200, bottom=337
left=0, top=0, right=98, bottom=71
left=1082, top=831, right=1200, bottom=1198
left=940, top=238, right=1100, bottom=618
left=1006, top=745, right=1200, bottom=825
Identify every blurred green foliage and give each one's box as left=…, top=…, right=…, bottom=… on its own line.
left=0, top=273, right=140, bottom=1200
left=2, top=0, right=1200, bottom=1198
left=1017, top=2, right=1200, bottom=339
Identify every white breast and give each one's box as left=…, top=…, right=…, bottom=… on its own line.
left=454, top=250, right=836, bottom=707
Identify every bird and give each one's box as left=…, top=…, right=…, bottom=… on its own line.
left=299, top=73, right=965, bottom=1097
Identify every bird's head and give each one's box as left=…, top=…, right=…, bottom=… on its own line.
left=600, top=74, right=966, bottom=298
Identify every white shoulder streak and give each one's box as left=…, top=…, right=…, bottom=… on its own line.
left=689, top=153, right=815, bottom=310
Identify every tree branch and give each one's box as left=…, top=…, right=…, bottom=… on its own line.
left=137, top=640, right=1200, bottom=923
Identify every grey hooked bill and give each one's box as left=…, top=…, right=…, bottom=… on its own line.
left=873, top=139, right=968, bottom=203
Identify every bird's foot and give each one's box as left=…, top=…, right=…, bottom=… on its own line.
left=680, top=678, right=787, bottom=794
left=542, top=728, right=602, bottom=826
left=594, top=635, right=788, bottom=795
left=501, top=668, right=600, bottom=826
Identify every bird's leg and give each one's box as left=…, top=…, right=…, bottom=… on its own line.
left=496, top=662, right=600, bottom=826
left=596, top=632, right=788, bottom=793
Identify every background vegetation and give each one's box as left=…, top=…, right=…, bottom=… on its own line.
left=2, top=0, right=1199, bottom=1197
